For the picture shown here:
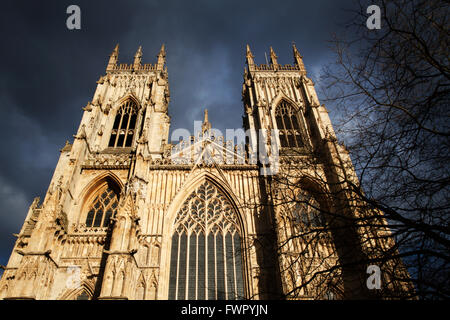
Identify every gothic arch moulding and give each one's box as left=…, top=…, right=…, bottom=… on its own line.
left=293, top=175, right=334, bottom=213
left=77, top=171, right=124, bottom=225
left=58, top=280, right=95, bottom=300
left=164, top=171, right=247, bottom=237
left=107, top=94, right=143, bottom=148
left=269, top=94, right=311, bottom=149
left=269, top=92, right=302, bottom=115
left=114, top=92, right=142, bottom=112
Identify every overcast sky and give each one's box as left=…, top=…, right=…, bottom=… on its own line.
left=0, top=0, right=356, bottom=267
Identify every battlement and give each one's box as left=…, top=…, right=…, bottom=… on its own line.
left=106, top=44, right=166, bottom=73
left=254, top=63, right=300, bottom=71
left=246, top=44, right=306, bottom=74
left=110, top=63, right=158, bottom=72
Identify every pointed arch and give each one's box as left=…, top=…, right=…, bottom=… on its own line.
left=165, top=171, right=247, bottom=237
left=275, top=100, right=304, bottom=148
left=270, top=92, right=301, bottom=114
left=162, top=175, right=247, bottom=300
left=108, top=95, right=140, bottom=148
left=58, top=280, right=95, bottom=300
left=136, top=272, right=147, bottom=287
left=115, top=92, right=142, bottom=110
left=286, top=175, right=334, bottom=230
left=293, top=175, right=334, bottom=213
left=270, top=94, right=309, bottom=149
left=136, top=281, right=146, bottom=300
left=78, top=172, right=123, bottom=227
left=159, top=171, right=250, bottom=300
left=79, top=171, right=124, bottom=203
left=142, top=242, right=151, bottom=265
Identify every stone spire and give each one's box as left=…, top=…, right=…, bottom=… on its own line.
left=202, top=109, right=212, bottom=134
left=133, top=46, right=142, bottom=69
left=157, top=43, right=166, bottom=71
left=293, top=43, right=306, bottom=74
left=106, top=44, right=119, bottom=71
left=269, top=46, right=278, bottom=66
left=246, top=44, right=255, bottom=66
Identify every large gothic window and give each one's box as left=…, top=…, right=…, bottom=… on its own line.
left=275, top=100, right=304, bottom=148
left=168, top=181, right=245, bottom=300
left=85, top=183, right=119, bottom=228
left=108, top=99, right=138, bottom=148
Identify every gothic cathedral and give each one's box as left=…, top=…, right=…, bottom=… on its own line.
left=0, top=44, right=411, bottom=300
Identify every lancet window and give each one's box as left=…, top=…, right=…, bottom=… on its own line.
left=108, top=99, right=138, bottom=148
left=85, top=183, right=119, bottom=228
left=275, top=100, right=305, bottom=148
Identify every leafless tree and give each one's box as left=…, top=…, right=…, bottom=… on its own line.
left=301, top=0, right=450, bottom=299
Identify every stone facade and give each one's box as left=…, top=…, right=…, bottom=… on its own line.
left=0, top=44, right=410, bottom=300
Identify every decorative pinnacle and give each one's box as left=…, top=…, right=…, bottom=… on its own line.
left=269, top=46, right=278, bottom=65
left=292, top=43, right=300, bottom=57
left=158, top=43, right=166, bottom=58
left=107, top=43, right=119, bottom=71
left=157, top=43, right=166, bottom=70
left=135, top=45, right=142, bottom=58
left=202, top=109, right=212, bottom=133
left=246, top=44, right=254, bottom=58
left=112, top=43, right=119, bottom=56
left=246, top=44, right=255, bottom=65
left=134, top=46, right=143, bottom=67
left=292, top=43, right=306, bottom=73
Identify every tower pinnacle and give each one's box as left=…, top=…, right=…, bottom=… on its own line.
left=202, top=109, right=212, bottom=134
left=269, top=46, right=278, bottom=66
left=246, top=44, right=255, bottom=66
left=106, top=44, right=119, bottom=72
left=292, top=44, right=306, bottom=74
left=133, top=46, right=143, bottom=69
left=157, top=44, right=166, bottom=70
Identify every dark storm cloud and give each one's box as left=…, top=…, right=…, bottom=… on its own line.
left=0, top=0, right=355, bottom=266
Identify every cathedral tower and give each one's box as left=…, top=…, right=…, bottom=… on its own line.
left=242, top=44, right=412, bottom=299
left=0, top=44, right=171, bottom=299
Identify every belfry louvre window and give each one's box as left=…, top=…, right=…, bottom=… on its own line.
left=108, top=99, right=138, bottom=148
left=168, top=181, right=245, bottom=300
left=275, top=100, right=304, bottom=148
left=85, top=184, right=119, bottom=228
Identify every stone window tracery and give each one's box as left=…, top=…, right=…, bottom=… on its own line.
left=292, top=191, right=325, bottom=229
left=108, top=99, right=138, bottom=148
left=85, top=184, right=119, bottom=228
left=168, top=181, right=245, bottom=300
left=275, top=100, right=305, bottom=148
